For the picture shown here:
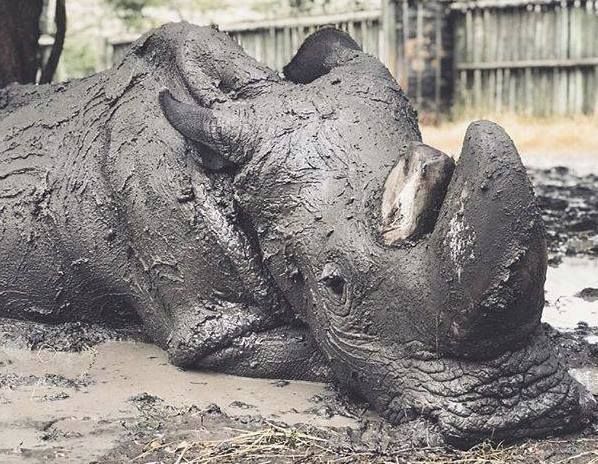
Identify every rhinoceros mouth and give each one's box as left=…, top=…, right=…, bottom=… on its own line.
left=381, top=331, right=595, bottom=447
left=325, top=326, right=594, bottom=447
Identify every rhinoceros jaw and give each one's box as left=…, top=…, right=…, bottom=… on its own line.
left=381, top=143, right=455, bottom=245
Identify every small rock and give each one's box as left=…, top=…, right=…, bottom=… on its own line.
left=577, top=288, right=598, bottom=302
left=229, top=400, right=256, bottom=409
left=271, top=379, right=290, bottom=388
left=575, top=321, right=590, bottom=336
left=129, top=392, right=161, bottom=403
left=306, top=405, right=334, bottom=418
left=203, top=403, right=222, bottom=415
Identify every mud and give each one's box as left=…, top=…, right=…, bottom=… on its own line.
left=0, top=319, right=147, bottom=352
left=0, top=341, right=360, bottom=463
left=1, top=166, right=598, bottom=462
left=1, top=338, right=598, bottom=463
left=529, top=167, right=598, bottom=260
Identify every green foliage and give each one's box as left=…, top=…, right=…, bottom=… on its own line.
left=60, top=38, right=98, bottom=79
left=289, top=0, right=332, bottom=12
left=104, top=0, right=165, bottom=28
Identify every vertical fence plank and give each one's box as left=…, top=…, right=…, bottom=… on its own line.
left=561, top=2, right=569, bottom=114
left=382, top=0, right=398, bottom=79
left=460, top=10, right=467, bottom=112
left=416, top=1, right=424, bottom=107
left=401, top=0, right=410, bottom=91
left=435, top=3, right=442, bottom=117
left=473, top=9, right=483, bottom=111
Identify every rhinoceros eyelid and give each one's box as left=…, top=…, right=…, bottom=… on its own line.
left=319, top=263, right=348, bottom=300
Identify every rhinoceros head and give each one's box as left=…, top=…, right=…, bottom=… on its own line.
left=160, top=27, right=594, bottom=445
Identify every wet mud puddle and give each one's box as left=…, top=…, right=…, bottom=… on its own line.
left=1, top=256, right=598, bottom=463
left=541, top=256, right=598, bottom=395
left=0, top=342, right=355, bottom=464
left=542, top=256, right=598, bottom=331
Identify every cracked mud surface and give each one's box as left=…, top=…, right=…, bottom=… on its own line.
left=530, top=167, right=598, bottom=261
left=1, top=165, right=598, bottom=463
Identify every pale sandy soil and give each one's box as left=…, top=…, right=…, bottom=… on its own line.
left=421, top=115, right=598, bottom=174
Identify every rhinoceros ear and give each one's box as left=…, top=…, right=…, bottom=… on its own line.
left=381, top=143, right=455, bottom=245
left=159, top=89, right=254, bottom=170
left=283, top=27, right=362, bottom=84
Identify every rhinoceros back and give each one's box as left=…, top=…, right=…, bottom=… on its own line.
left=0, top=75, right=140, bottom=325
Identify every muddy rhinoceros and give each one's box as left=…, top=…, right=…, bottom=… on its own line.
left=0, top=23, right=593, bottom=445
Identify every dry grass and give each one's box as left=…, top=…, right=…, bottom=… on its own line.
left=421, top=114, right=598, bottom=159
left=129, top=422, right=598, bottom=464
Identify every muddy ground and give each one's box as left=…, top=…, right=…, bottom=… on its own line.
left=1, top=165, right=598, bottom=464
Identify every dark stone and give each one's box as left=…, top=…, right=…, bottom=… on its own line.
left=577, top=288, right=598, bottom=302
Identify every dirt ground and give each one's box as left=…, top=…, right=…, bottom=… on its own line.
left=421, top=115, right=598, bottom=166
left=1, top=123, right=598, bottom=463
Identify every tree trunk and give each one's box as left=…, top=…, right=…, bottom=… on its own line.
left=40, top=0, right=66, bottom=84
left=0, top=0, right=44, bottom=88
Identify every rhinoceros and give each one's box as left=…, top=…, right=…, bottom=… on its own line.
left=0, top=23, right=593, bottom=445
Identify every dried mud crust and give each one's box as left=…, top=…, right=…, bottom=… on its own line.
left=0, top=317, right=147, bottom=351
left=529, top=167, right=598, bottom=260
left=100, top=396, right=598, bottom=464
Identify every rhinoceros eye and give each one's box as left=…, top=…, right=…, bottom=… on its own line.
left=320, top=263, right=346, bottom=300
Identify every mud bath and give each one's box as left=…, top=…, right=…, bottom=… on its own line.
left=2, top=255, right=598, bottom=463
left=1, top=165, right=598, bottom=462
left=0, top=341, right=359, bottom=463
left=2, top=339, right=598, bottom=464
left=1, top=338, right=598, bottom=464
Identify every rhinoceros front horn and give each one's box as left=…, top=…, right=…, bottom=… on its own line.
left=159, top=89, right=254, bottom=170
left=381, top=143, right=455, bottom=245
left=430, top=121, right=547, bottom=359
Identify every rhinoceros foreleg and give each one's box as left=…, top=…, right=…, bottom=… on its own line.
left=165, top=302, right=331, bottom=381
left=194, top=325, right=333, bottom=381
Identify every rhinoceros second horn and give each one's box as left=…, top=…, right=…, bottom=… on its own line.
left=381, top=142, right=455, bottom=244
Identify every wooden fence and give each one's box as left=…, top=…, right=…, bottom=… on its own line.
left=221, top=10, right=382, bottom=72
left=108, top=7, right=449, bottom=118
left=107, top=0, right=598, bottom=117
left=451, top=0, right=598, bottom=116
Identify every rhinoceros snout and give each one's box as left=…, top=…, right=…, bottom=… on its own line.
left=379, top=331, right=595, bottom=447
left=343, top=121, right=595, bottom=445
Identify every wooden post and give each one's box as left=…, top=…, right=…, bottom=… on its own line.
left=435, top=3, right=443, bottom=118
left=415, top=1, right=423, bottom=107
left=382, top=0, right=398, bottom=79
left=401, top=0, right=410, bottom=91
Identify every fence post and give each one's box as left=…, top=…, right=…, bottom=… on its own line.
left=382, top=0, right=398, bottom=80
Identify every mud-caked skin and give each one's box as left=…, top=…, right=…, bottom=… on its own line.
left=0, top=24, right=593, bottom=446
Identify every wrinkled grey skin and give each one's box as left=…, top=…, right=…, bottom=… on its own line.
left=0, top=23, right=594, bottom=446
